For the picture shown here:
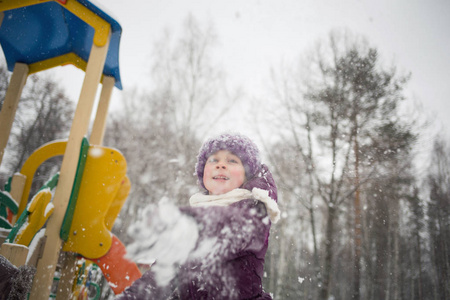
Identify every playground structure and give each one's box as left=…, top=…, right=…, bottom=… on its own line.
left=0, top=1, right=141, bottom=299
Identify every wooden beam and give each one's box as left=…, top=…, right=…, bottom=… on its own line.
left=90, top=76, right=115, bottom=145
left=30, top=33, right=111, bottom=300
left=0, top=243, right=29, bottom=267
left=9, top=173, right=26, bottom=225
left=0, top=63, right=28, bottom=166
left=56, top=253, right=78, bottom=300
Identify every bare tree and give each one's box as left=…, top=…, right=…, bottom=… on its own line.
left=0, top=71, right=74, bottom=193
left=263, top=30, right=415, bottom=299
left=426, top=137, right=450, bottom=300
left=150, top=14, right=241, bottom=141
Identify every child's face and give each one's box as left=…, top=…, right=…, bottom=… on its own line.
left=203, top=150, right=246, bottom=195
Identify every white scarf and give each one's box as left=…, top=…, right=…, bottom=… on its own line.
left=189, top=188, right=280, bottom=223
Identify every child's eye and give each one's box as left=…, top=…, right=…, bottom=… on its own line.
left=208, top=158, right=218, bottom=163
left=229, top=159, right=238, bottom=163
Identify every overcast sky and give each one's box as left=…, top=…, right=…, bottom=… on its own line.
left=46, top=0, right=450, bottom=140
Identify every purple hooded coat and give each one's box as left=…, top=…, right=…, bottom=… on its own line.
left=117, top=164, right=277, bottom=300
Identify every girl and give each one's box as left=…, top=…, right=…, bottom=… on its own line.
left=118, top=133, right=280, bottom=299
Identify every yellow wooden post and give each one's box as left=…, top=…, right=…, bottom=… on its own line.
left=0, top=63, right=29, bottom=166
left=30, top=33, right=111, bottom=300
left=90, top=75, right=115, bottom=145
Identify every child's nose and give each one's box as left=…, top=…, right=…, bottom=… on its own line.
left=216, top=164, right=226, bottom=169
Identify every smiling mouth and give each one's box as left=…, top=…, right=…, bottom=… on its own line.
left=213, top=175, right=229, bottom=180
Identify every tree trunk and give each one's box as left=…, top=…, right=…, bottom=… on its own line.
left=275, top=222, right=287, bottom=299
left=414, top=216, right=423, bottom=299
left=309, top=203, right=320, bottom=300
left=353, top=134, right=362, bottom=300
left=318, top=205, right=336, bottom=300
left=392, top=204, right=400, bottom=300
left=309, top=204, right=320, bottom=267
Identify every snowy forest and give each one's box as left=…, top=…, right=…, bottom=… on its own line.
left=1, top=15, right=449, bottom=300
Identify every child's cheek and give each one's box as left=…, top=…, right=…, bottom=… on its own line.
left=230, top=167, right=246, bottom=185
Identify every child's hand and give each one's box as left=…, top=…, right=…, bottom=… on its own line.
left=241, top=164, right=277, bottom=202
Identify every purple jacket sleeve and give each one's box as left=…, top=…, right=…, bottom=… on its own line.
left=182, top=198, right=270, bottom=259
left=242, top=164, right=278, bottom=202
left=118, top=200, right=272, bottom=300
left=0, top=255, right=35, bottom=300
left=178, top=199, right=272, bottom=299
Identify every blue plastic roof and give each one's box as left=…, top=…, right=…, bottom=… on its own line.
left=0, top=0, right=123, bottom=89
